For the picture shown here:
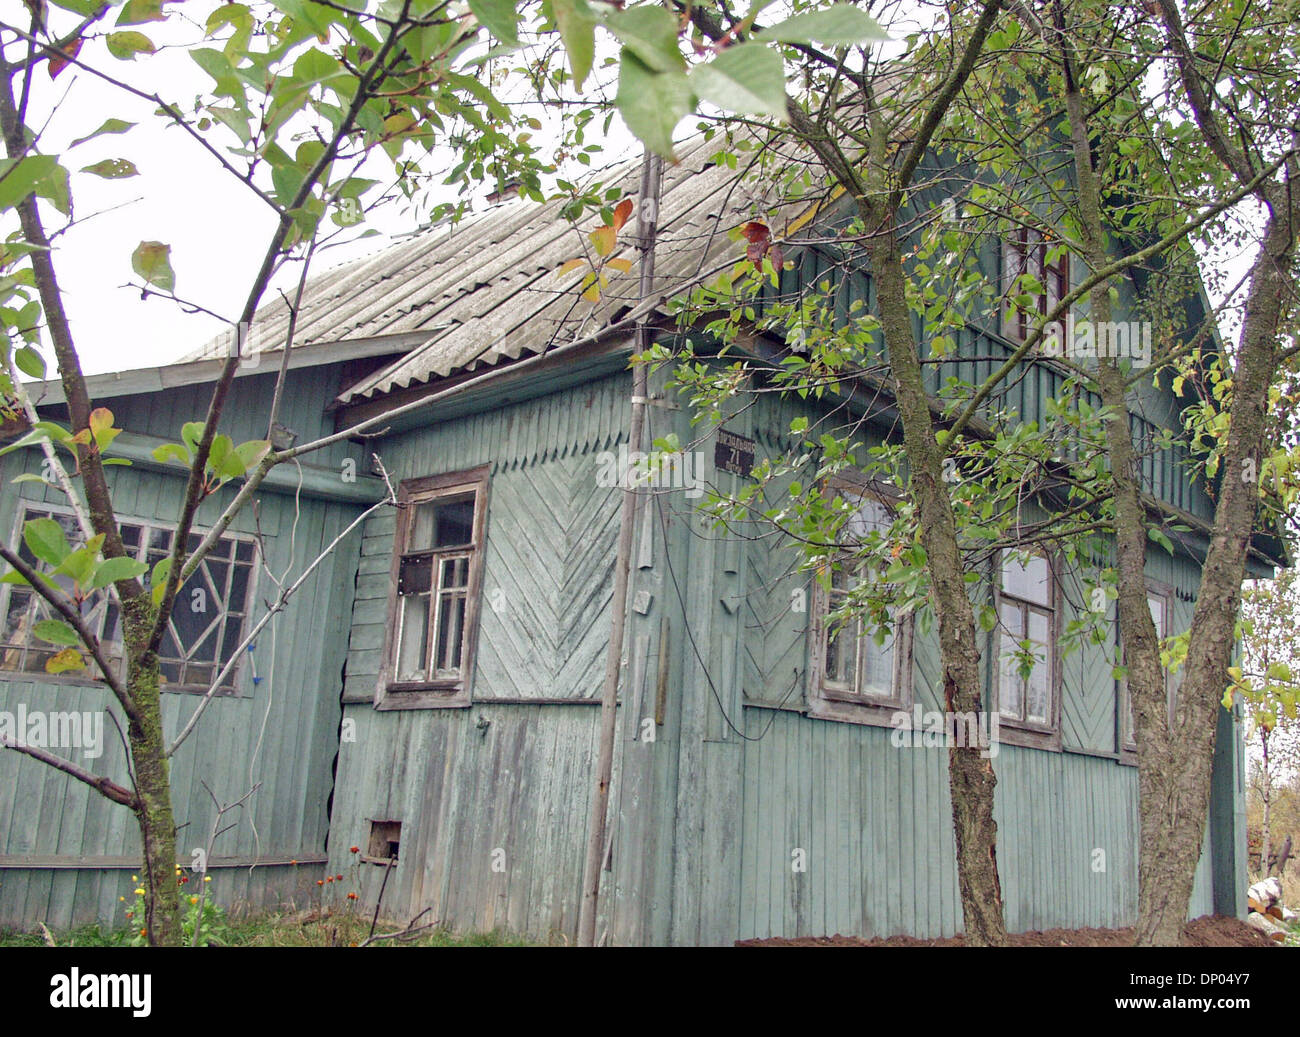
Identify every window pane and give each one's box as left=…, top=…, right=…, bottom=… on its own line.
left=1001, top=553, right=1051, bottom=606
left=999, top=601, right=1024, bottom=638
left=442, top=555, right=469, bottom=591
left=396, top=594, right=430, bottom=682
left=842, top=493, right=888, bottom=541
left=435, top=593, right=466, bottom=678
left=434, top=497, right=475, bottom=549
left=860, top=631, right=895, bottom=699
left=825, top=618, right=857, bottom=687
left=999, top=634, right=1023, bottom=720
left=408, top=494, right=476, bottom=552
left=1147, top=593, right=1167, bottom=636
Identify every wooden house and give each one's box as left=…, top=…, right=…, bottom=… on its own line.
left=0, top=136, right=1280, bottom=944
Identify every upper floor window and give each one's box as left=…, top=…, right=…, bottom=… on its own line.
left=379, top=467, right=488, bottom=709
left=811, top=484, right=913, bottom=724
left=1, top=505, right=256, bottom=693
left=995, top=550, right=1060, bottom=745
left=1002, top=228, right=1068, bottom=342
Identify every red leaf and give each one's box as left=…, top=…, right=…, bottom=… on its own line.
left=740, top=221, right=770, bottom=245
left=612, top=198, right=634, bottom=231
left=49, top=38, right=83, bottom=80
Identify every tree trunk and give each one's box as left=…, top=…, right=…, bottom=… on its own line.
left=1260, top=731, right=1272, bottom=874
left=124, top=599, right=183, bottom=946
left=869, top=209, right=1008, bottom=946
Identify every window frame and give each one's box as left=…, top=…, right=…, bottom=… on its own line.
left=807, top=477, right=915, bottom=728
left=376, top=466, right=489, bottom=711
left=0, top=501, right=259, bottom=696
left=1001, top=228, right=1069, bottom=343
left=1119, top=580, right=1172, bottom=761
left=992, top=548, right=1062, bottom=751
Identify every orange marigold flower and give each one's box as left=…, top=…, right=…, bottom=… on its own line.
left=317, top=879, right=325, bottom=886
left=349, top=846, right=360, bottom=854
left=347, top=892, right=358, bottom=900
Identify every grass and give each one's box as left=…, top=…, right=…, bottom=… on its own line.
left=0, top=910, right=534, bottom=948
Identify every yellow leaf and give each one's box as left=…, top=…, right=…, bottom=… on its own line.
left=46, top=648, right=86, bottom=674
left=589, top=225, right=616, bottom=257
left=607, top=257, right=633, bottom=273
left=88, top=408, right=115, bottom=434
left=557, top=257, right=587, bottom=278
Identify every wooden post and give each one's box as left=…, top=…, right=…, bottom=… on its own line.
left=577, top=151, right=662, bottom=947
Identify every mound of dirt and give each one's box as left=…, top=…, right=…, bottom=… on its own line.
left=736, top=915, right=1274, bottom=947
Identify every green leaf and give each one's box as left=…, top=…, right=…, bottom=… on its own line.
left=131, top=241, right=175, bottom=292
left=755, top=6, right=890, bottom=46
left=106, top=30, right=156, bottom=60
left=604, top=5, right=685, bottom=73
left=0, top=156, right=59, bottom=211
left=23, top=518, right=70, bottom=568
left=82, top=158, right=139, bottom=179
left=70, top=119, right=135, bottom=148
left=1147, top=527, right=1174, bottom=554
left=232, top=439, right=271, bottom=474
left=206, top=434, right=237, bottom=478
left=151, top=442, right=190, bottom=466
left=89, top=556, right=148, bottom=591
left=468, top=0, right=520, bottom=47
left=14, top=345, right=45, bottom=378
left=552, top=0, right=596, bottom=89
left=11, top=473, right=55, bottom=487
left=54, top=541, right=102, bottom=585
left=117, top=0, right=167, bottom=26
left=150, top=556, right=172, bottom=605
left=181, top=421, right=205, bottom=456
left=33, top=619, right=80, bottom=646
left=615, top=51, right=693, bottom=160
left=689, top=43, right=787, bottom=118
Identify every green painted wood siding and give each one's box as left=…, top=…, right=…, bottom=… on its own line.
left=0, top=378, right=364, bottom=930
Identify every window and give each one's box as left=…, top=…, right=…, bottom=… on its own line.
left=379, top=468, right=488, bottom=709
left=810, top=485, right=913, bottom=724
left=1120, top=584, right=1171, bottom=753
left=0, top=505, right=256, bottom=693
left=995, top=551, right=1059, bottom=744
left=1002, top=228, right=1068, bottom=342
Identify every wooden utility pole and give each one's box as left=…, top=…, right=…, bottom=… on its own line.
left=577, top=150, right=662, bottom=947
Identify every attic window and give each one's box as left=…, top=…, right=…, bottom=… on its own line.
left=1002, top=228, right=1069, bottom=343
left=364, top=820, right=401, bottom=863
left=377, top=467, right=489, bottom=710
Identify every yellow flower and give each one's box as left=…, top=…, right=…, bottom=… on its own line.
left=131, top=875, right=138, bottom=882
left=134, top=888, right=145, bottom=896
left=119, top=896, right=125, bottom=902
left=190, top=896, right=198, bottom=905
left=203, top=875, right=211, bottom=882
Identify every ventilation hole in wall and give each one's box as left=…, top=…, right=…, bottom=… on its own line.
left=365, top=819, right=401, bottom=863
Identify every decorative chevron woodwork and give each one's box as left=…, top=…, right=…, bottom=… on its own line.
left=475, top=450, right=619, bottom=701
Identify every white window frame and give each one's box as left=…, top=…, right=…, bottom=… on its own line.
left=0, top=502, right=258, bottom=695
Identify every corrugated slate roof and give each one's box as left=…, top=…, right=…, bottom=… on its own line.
left=185, top=134, right=786, bottom=405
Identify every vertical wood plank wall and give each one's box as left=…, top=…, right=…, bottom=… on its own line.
left=0, top=368, right=366, bottom=930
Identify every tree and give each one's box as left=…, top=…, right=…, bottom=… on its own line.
left=1234, top=569, right=1300, bottom=875
left=619, top=0, right=1298, bottom=945
left=0, top=0, right=576, bottom=945
left=0, top=0, right=901, bottom=946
